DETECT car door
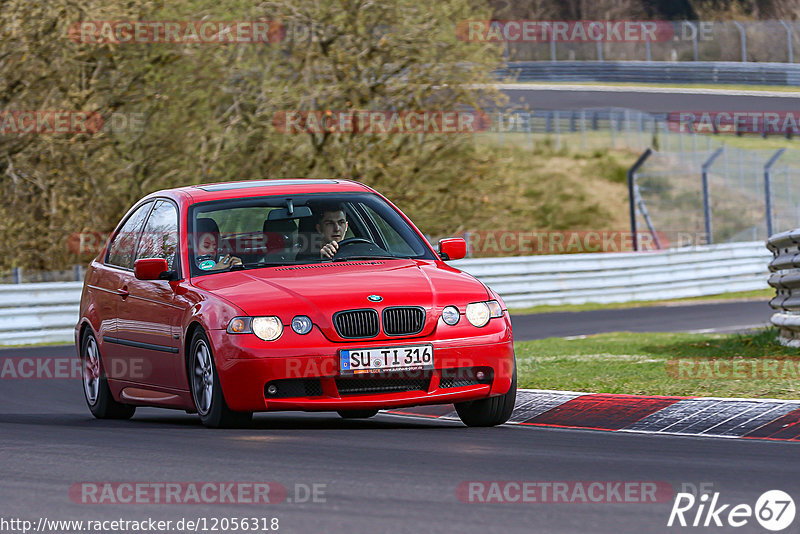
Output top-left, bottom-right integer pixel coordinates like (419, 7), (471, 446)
(94, 200), (154, 383)
(114, 199), (184, 389)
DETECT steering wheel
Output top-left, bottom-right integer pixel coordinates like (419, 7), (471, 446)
(336, 237), (374, 248)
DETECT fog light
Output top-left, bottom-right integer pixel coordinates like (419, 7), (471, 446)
(291, 315), (313, 335)
(476, 371), (486, 380)
(442, 306), (460, 326)
(267, 384), (278, 396)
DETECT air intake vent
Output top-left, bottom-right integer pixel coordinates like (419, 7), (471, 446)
(334, 309), (380, 338)
(383, 307), (425, 336)
(335, 373), (431, 396)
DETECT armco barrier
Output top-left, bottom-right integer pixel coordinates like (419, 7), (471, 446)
(452, 242), (770, 309)
(495, 61), (800, 86)
(0, 242), (770, 346)
(767, 230), (800, 346)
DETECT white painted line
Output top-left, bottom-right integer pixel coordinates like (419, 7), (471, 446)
(494, 83), (800, 99)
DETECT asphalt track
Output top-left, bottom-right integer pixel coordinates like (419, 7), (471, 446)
(499, 84), (800, 113)
(0, 301), (793, 534)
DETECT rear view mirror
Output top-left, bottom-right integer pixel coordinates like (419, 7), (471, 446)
(438, 238), (467, 261)
(268, 206), (312, 220)
(134, 258), (170, 280)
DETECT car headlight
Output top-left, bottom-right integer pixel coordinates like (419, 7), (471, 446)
(441, 306), (460, 326)
(252, 316), (283, 341)
(465, 300), (503, 327)
(291, 315), (313, 335)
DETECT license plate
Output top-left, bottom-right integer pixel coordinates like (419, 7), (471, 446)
(340, 344), (434, 374)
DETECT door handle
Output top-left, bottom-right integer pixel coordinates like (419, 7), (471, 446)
(116, 287), (129, 297)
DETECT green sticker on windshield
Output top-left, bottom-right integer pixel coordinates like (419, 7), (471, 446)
(198, 259), (215, 270)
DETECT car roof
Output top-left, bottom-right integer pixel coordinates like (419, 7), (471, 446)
(153, 179), (374, 203)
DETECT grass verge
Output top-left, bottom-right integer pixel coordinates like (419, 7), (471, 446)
(514, 328), (800, 399)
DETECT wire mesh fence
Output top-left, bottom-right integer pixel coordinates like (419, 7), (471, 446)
(502, 20), (800, 63)
(482, 109), (800, 248)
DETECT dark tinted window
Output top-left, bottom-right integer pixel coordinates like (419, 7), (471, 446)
(135, 200), (179, 271)
(106, 201), (153, 269)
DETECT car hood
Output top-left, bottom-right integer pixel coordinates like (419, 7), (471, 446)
(191, 259), (489, 340)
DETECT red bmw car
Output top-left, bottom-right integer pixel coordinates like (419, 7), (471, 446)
(75, 179), (516, 427)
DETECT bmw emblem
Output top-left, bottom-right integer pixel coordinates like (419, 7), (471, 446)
(368, 295), (383, 302)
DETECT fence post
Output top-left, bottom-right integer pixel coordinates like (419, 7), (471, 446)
(596, 40), (603, 61)
(780, 20), (793, 63)
(765, 148), (787, 237)
(628, 148), (653, 251)
(73, 264), (83, 281)
(701, 147), (724, 244)
(683, 21), (699, 61)
(12, 267), (21, 284)
(733, 21), (747, 62)
(549, 23), (557, 62)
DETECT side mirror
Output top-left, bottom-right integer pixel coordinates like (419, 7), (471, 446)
(134, 258), (170, 280)
(438, 238), (467, 261)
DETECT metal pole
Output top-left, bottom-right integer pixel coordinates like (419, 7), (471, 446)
(627, 148), (653, 251)
(12, 267), (21, 284)
(683, 21), (699, 61)
(701, 147), (724, 244)
(780, 20), (793, 63)
(596, 40), (603, 61)
(765, 148), (786, 237)
(645, 30), (651, 62)
(733, 21), (747, 62)
(549, 23), (556, 62)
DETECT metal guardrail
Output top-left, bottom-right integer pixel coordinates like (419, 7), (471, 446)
(0, 242), (770, 346)
(453, 242), (770, 309)
(495, 61), (800, 86)
(0, 282), (82, 345)
(767, 230), (800, 345)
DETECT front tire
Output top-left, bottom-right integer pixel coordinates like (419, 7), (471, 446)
(455, 361), (516, 427)
(81, 330), (135, 420)
(189, 329), (252, 428)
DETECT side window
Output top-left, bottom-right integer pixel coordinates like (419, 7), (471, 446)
(106, 201), (153, 269)
(361, 204), (416, 255)
(136, 200), (179, 271)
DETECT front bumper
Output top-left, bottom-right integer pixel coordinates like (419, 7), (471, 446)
(208, 315), (514, 413)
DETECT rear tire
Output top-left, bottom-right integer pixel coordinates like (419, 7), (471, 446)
(189, 329), (252, 428)
(455, 360), (516, 427)
(337, 409), (379, 419)
(81, 330), (135, 420)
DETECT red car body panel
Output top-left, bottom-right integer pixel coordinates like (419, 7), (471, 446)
(75, 180), (515, 415)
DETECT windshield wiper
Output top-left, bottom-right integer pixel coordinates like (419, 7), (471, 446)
(241, 262), (286, 269)
(331, 255), (398, 262)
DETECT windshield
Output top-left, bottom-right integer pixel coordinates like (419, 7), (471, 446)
(187, 192), (436, 276)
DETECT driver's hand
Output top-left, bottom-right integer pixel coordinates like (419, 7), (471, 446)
(321, 241), (339, 259)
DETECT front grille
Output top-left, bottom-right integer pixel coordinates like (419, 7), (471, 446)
(439, 367), (493, 389)
(336, 372), (431, 396)
(334, 309), (380, 339)
(264, 378), (323, 398)
(383, 307), (425, 336)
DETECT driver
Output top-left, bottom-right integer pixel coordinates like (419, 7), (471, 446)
(315, 205), (349, 259)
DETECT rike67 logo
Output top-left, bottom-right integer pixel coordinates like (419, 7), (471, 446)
(668, 490), (795, 531)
